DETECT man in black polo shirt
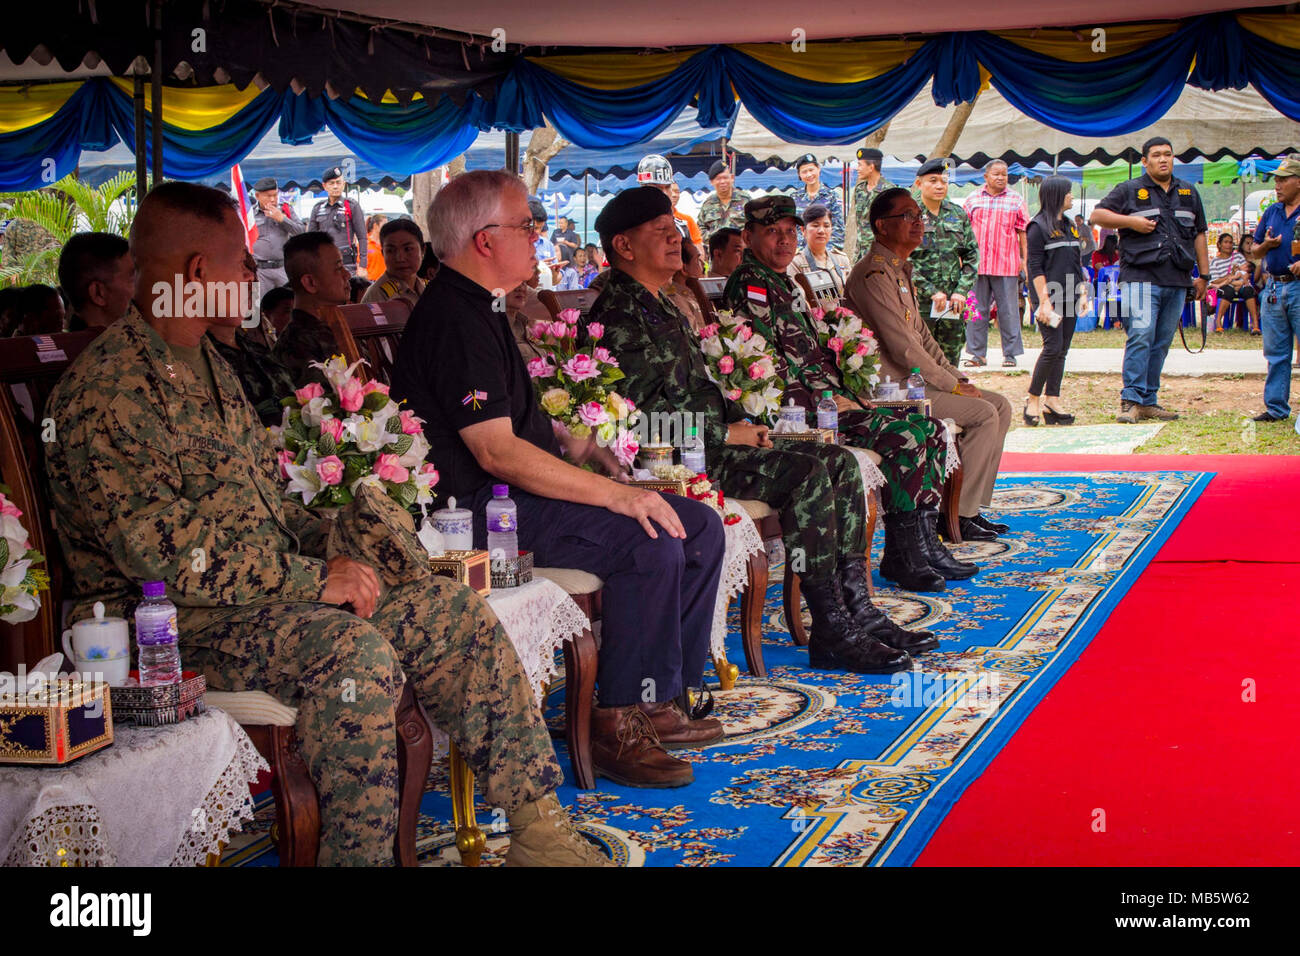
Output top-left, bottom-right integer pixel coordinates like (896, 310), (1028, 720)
(1091, 137), (1209, 423)
(391, 170), (727, 790)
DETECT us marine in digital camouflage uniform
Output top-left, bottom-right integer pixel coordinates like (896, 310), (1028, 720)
(724, 195), (975, 593)
(851, 148), (894, 263)
(697, 159), (752, 246)
(910, 158), (980, 365)
(44, 182), (605, 868)
(589, 185), (934, 675)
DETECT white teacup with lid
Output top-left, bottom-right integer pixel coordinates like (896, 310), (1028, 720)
(431, 496), (474, 552)
(62, 601), (131, 686)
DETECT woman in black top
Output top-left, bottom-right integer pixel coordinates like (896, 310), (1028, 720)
(1025, 176), (1089, 425)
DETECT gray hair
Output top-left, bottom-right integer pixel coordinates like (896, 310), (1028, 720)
(426, 169), (528, 260)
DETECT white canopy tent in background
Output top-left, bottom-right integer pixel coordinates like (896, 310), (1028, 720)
(728, 84), (1300, 166)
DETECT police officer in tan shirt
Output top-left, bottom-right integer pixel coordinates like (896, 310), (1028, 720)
(844, 187), (1012, 542)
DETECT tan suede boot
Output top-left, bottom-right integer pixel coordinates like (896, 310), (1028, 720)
(504, 793), (614, 867)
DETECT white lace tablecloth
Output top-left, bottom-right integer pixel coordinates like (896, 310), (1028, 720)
(0, 709), (267, 867)
(940, 421), (961, 479)
(711, 503), (764, 658)
(845, 447), (888, 499)
(487, 577), (591, 704)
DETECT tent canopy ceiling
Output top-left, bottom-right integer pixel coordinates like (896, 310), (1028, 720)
(315, 1), (1251, 46)
(728, 83), (1300, 166)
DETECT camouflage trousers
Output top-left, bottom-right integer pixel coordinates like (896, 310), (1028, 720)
(713, 441), (866, 585)
(925, 316), (967, 366)
(183, 576), (561, 866)
(839, 406), (948, 513)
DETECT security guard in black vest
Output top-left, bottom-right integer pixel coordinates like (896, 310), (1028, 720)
(308, 166), (367, 276)
(251, 177), (304, 291)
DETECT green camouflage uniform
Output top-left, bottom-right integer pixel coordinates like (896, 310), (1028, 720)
(851, 177), (895, 262)
(272, 308), (342, 388)
(590, 267), (864, 584)
(723, 247), (948, 514)
(910, 197), (979, 365)
(45, 309), (560, 866)
(696, 188), (752, 246)
(207, 329), (298, 427)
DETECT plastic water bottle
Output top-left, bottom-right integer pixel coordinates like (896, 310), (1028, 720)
(907, 367), (926, 400)
(816, 389), (838, 441)
(681, 425), (707, 474)
(135, 581), (181, 686)
(485, 484), (519, 566)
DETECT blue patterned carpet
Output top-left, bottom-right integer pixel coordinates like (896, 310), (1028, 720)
(225, 470), (1209, 868)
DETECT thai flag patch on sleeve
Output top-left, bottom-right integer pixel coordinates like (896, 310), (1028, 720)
(462, 389), (488, 409)
(746, 285), (767, 303)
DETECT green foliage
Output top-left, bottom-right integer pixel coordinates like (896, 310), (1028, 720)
(384, 433), (414, 457)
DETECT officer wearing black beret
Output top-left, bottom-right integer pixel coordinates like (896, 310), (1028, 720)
(851, 147), (894, 262)
(308, 165), (367, 276)
(251, 176), (304, 290)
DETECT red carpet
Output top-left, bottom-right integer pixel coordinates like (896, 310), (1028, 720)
(916, 454), (1300, 866)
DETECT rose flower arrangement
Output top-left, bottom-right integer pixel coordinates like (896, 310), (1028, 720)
(0, 490), (48, 625)
(812, 306), (881, 400)
(697, 309), (784, 424)
(272, 357), (439, 509)
(526, 308), (640, 468)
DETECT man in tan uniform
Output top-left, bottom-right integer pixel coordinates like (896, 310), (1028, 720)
(844, 187), (1012, 542)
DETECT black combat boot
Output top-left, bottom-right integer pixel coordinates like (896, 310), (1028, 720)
(879, 513), (946, 592)
(918, 508), (978, 580)
(838, 554), (939, 655)
(802, 576), (912, 674)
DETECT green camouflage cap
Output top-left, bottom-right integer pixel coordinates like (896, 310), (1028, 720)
(1276, 153), (1300, 179)
(744, 194), (801, 227)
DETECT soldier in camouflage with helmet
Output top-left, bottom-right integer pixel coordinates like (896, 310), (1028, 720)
(910, 157), (980, 365)
(44, 181), (606, 868)
(724, 194), (976, 594)
(590, 186), (935, 676)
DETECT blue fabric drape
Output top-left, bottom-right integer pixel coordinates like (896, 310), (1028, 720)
(102, 83), (284, 181)
(492, 49), (728, 148)
(720, 44), (941, 145)
(969, 24), (1204, 136)
(0, 82), (117, 191)
(318, 92), (484, 176)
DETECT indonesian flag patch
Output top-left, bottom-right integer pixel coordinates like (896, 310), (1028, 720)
(746, 285), (767, 303)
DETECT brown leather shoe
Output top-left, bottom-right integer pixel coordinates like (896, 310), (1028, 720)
(591, 705), (694, 788)
(637, 700), (725, 749)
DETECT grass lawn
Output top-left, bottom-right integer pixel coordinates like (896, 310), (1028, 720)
(978, 371), (1300, 455)
(986, 323), (1267, 351)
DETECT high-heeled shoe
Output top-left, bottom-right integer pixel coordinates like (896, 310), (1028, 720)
(1023, 399), (1040, 427)
(1042, 407), (1075, 425)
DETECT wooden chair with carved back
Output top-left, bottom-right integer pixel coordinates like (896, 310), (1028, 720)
(0, 328), (430, 867)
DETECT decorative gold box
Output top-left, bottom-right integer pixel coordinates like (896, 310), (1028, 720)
(429, 549), (491, 596)
(628, 478), (689, 496)
(111, 671), (206, 727)
(873, 398), (933, 417)
(0, 677), (114, 765)
(772, 427), (836, 444)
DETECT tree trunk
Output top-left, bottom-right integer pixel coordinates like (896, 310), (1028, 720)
(931, 92), (981, 159)
(410, 171), (436, 236)
(523, 120), (569, 195)
(845, 121), (893, 261)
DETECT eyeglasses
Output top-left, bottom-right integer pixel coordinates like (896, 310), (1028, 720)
(478, 217), (535, 236)
(878, 211), (924, 224)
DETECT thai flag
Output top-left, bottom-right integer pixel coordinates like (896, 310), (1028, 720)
(231, 165), (257, 250)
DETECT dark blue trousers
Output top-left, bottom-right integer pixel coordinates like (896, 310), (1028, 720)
(471, 486), (725, 707)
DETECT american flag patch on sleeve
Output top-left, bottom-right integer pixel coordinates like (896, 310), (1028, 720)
(462, 389), (488, 408)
